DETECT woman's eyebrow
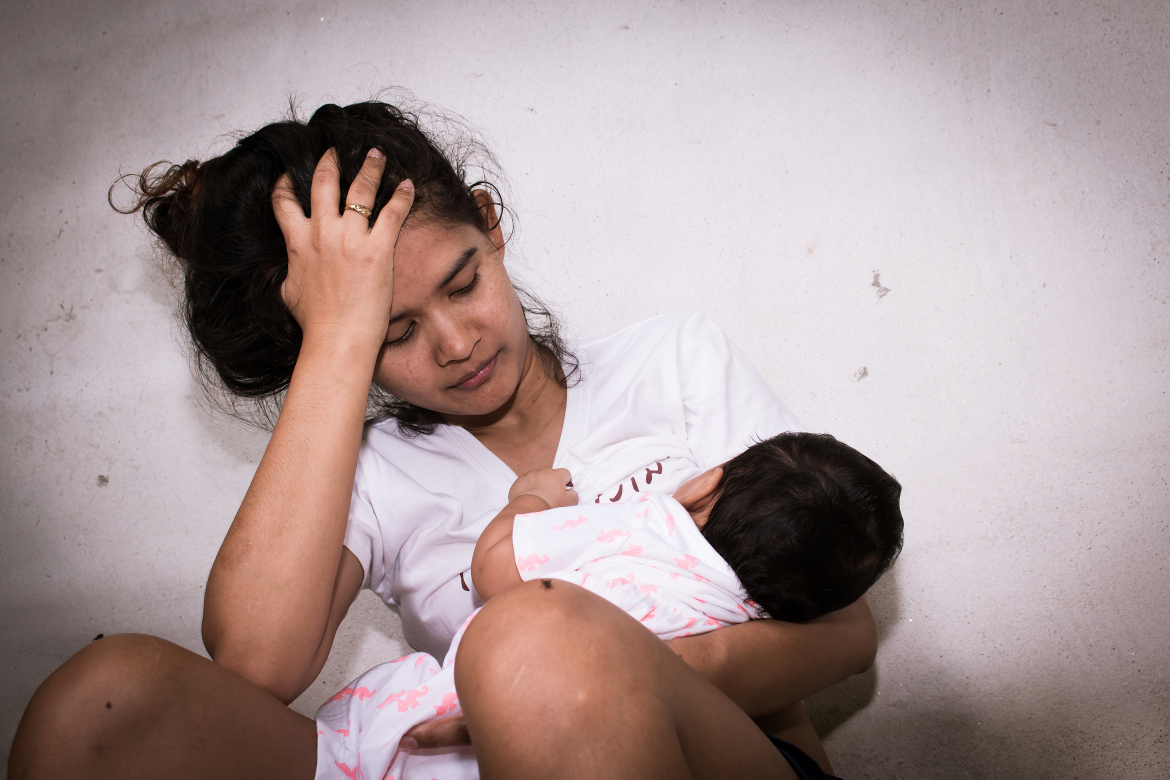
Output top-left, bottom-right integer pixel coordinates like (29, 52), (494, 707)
(435, 247), (478, 292)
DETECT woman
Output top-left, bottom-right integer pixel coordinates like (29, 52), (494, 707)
(10, 101), (875, 779)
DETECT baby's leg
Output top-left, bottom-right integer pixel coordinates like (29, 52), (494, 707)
(9, 633), (317, 780)
(455, 579), (797, 780)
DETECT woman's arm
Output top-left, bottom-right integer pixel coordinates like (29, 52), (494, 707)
(665, 595), (877, 717)
(201, 149), (415, 704)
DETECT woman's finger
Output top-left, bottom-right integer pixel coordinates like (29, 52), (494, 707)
(308, 148), (341, 222)
(272, 173), (309, 312)
(342, 148), (386, 220)
(369, 178), (415, 249)
(403, 715), (472, 748)
(271, 173), (309, 231)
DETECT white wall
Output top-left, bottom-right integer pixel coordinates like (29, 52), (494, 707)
(2, 1), (1167, 776)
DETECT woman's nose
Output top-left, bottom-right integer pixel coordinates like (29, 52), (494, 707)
(434, 314), (476, 365)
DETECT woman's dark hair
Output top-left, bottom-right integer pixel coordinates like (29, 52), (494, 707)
(700, 432), (904, 622)
(113, 99), (576, 433)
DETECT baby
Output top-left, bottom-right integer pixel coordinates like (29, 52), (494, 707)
(474, 430), (904, 624)
(316, 432), (904, 780)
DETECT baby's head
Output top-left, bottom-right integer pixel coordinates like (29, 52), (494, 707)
(696, 432), (904, 622)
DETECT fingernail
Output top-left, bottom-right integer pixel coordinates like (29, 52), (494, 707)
(397, 178), (414, 193)
(400, 736), (419, 750)
(367, 147), (385, 159)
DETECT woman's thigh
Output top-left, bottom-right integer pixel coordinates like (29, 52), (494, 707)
(455, 580), (797, 780)
(9, 633), (318, 780)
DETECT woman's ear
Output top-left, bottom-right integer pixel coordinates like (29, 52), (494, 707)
(472, 189), (505, 257)
(673, 467), (724, 513)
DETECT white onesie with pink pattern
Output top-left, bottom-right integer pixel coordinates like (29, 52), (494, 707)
(314, 491), (760, 780)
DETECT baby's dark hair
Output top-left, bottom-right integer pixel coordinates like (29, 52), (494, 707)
(113, 99), (575, 433)
(700, 432), (904, 622)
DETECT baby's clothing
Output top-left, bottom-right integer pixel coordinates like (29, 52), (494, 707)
(509, 492), (762, 637)
(315, 492), (759, 780)
(341, 313), (799, 660)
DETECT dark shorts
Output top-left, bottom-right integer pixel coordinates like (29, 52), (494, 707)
(766, 735), (844, 780)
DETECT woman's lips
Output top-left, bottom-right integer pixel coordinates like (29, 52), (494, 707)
(451, 354), (497, 390)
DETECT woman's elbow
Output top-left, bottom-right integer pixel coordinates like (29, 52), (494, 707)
(201, 621), (310, 705)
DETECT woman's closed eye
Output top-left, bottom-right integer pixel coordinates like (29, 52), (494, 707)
(385, 272), (480, 347)
(385, 322), (414, 347)
(452, 271), (480, 298)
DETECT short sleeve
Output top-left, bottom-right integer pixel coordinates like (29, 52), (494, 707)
(677, 313), (802, 469)
(342, 423), (505, 658)
(344, 456), (386, 597)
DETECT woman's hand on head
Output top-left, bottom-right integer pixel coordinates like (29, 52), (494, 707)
(273, 147), (415, 352)
(508, 468), (578, 509)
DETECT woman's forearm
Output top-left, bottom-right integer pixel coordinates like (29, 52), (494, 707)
(202, 330), (377, 699)
(197, 151), (411, 702)
(666, 595), (877, 717)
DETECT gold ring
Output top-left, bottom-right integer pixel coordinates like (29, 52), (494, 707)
(345, 203), (373, 219)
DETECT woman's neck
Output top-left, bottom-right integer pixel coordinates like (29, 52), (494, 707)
(443, 340), (567, 475)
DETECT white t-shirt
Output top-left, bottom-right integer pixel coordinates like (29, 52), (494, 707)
(344, 312), (801, 658)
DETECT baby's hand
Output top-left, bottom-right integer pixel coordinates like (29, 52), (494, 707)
(508, 468), (578, 509)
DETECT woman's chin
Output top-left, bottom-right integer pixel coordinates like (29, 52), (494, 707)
(441, 374), (527, 425)
(439, 389), (513, 424)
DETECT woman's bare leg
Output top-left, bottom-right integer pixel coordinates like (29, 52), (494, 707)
(455, 579), (798, 780)
(9, 634), (317, 780)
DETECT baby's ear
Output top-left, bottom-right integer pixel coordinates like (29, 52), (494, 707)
(673, 467), (723, 512)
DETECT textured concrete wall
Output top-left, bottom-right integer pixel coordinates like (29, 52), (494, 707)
(2, 1), (1167, 776)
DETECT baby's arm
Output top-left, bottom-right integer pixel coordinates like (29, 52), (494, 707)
(471, 494), (548, 600)
(471, 468), (577, 601)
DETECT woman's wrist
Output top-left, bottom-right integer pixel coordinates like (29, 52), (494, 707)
(301, 321), (384, 360)
(293, 327), (383, 393)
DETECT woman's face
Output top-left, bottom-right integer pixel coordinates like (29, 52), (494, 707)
(372, 216), (531, 421)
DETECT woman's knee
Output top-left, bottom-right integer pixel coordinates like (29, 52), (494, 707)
(460, 579), (632, 668)
(455, 579), (672, 711)
(454, 581), (699, 778)
(9, 633), (191, 776)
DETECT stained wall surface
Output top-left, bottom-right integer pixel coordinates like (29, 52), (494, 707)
(1, 1), (1167, 777)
